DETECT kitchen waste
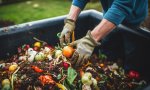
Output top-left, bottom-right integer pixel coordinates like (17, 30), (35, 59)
(0, 38), (147, 90)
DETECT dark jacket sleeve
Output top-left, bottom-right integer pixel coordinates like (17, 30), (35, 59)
(104, 0), (136, 25)
(72, 0), (89, 10)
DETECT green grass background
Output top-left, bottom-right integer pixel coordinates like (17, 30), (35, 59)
(0, 0), (102, 24)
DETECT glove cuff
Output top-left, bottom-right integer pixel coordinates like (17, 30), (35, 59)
(87, 30), (101, 46)
(64, 18), (75, 26)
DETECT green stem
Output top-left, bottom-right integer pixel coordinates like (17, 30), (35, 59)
(11, 67), (20, 90)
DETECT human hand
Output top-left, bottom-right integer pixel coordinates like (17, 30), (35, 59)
(59, 19), (75, 46)
(70, 30), (100, 67)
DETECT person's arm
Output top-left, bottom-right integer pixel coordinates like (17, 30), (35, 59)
(91, 19), (116, 42)
(70, 0), (137, 66)
(91, 0), (136, 42)
(60, 0), (89, 45)
(67, 0), (90, 21)
(67, 5), (81, 21)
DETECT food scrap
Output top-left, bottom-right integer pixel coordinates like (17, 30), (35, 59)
(0, 39), (148, 90)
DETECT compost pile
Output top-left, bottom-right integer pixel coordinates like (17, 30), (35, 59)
(0, 40), (147, 90)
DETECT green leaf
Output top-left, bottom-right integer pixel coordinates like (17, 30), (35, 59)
(67, 67), (77, 85)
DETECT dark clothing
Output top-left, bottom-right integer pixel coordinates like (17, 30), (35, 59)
(72, 0), (148, 26)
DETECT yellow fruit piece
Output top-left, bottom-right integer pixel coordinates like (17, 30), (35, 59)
(9, 64), (18, 72)
(56, 83), (67, 90)
(2, 79), (10, 86)
(34, 42), (41, 48)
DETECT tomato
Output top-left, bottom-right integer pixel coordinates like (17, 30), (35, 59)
(9, 64), (18, 72)
(62, 46), (74, 58)
(128, 70), (140, 79)
(34, 42), (41, 48)
(31, 65), (43, 73)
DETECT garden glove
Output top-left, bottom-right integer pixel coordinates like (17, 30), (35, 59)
(70, 30), (101, 67)
(60, 19), (75, 46)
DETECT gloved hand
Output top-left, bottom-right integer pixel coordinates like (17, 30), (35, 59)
(60, 19), (75, 46)
(70, 30), (101, 67)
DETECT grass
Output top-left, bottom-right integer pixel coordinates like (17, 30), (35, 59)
(85, 1), (102, 11)
(0, 0), (71, 24)
(0, 0), (102, 24)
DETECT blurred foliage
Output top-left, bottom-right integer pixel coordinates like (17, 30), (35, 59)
(0, 0), (72, 24)
(0, 0), (149, 30)
(0, 0), (28, 4)
(85, 1), (102, 11)
(0, 0), (102, 26)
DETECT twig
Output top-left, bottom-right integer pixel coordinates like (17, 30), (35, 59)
(59, 75), (67, 83)
(33, 37), (47, 45)
(11, 67), (20, 90)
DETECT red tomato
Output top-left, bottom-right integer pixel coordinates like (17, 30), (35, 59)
(128, 70), (140, 79)
(31, 65), (43, 73)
